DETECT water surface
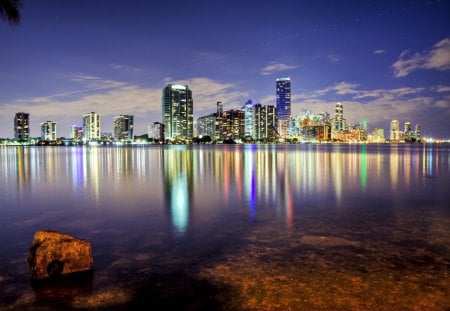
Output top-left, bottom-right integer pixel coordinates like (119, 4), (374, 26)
(0, 144), (449, 310)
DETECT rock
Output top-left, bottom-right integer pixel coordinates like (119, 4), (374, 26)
(28, 230), (93, 280)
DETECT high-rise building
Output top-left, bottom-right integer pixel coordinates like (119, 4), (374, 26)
(148, 122), (165, 142)
(242, 99), (255, 138)
(216, 109), (244, 140)
(14, 112), (30, 141)
(113, 115), (134, 142)
(415, 124), (421, 141)
(70, 125), (84, 141)
(390, 119), (401, 141)
(276, 78), (291, 137)
(40, 121), (56, 141)
(359, 119), (367, 141)
(162, 84), (193, 141)
(197, 113), (216, 138)
(253, 104), (278, 141)
(83, 112), (100, 141)
(333, 103), (345, 131)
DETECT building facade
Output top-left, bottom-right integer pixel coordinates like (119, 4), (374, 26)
(70, 125), (84, 141)
(40, 121), (57, 141)
(148, 122), (165, 142)
(83, 112), (100, 141)
(276, 78), (291, 138)
(113, 115), (134, 142)
(14, 112), (30, 141)
(162, 84), (194, 141)
(197, 113), (216, 138)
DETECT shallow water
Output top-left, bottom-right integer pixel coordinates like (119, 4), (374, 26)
(0, 144), (449, 310)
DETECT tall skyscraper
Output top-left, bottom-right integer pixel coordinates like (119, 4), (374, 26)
(113, 115), (134, 142)
(162, 84), (193, 140)
(14, 112), (30, 141)
(276, 78), (291, 137)
(83, 112), (100, 141)
(242, 99), (255, 138)
(390, 119), (400, 141)
(334, 103), (344, 131)
(40, 121), (56, 141)
(415, 124), (421, 141)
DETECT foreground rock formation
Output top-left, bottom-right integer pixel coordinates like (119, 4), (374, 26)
(28, 230), (93, 280)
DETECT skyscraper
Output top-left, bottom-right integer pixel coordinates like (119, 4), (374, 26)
(113, 115), (134, 142)
(390, 119), (400, 141)
(276, 78), (291, 138)
(242, 99), (255, 138)
(83, 112), (100, 141)
(334, 103), (344, 131)
(40, 121), (56, 141)
(415, 124), (421, 141)
(162, 84), (193, 141)
(14, 112), (30, 141)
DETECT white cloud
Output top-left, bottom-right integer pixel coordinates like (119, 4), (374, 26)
(326, 54), (340, 63)
(260, 63), (297, 75)
(435, 85), (450, 93)
(392, 37), (450, 77)
(373, 49), (385, 54)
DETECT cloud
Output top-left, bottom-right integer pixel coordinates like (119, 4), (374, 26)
(434, 85), (450, 93)
(260, 63), (297, 75)
(392, 37), (450, 77)
(326, 54), (341, 63)
(110, 63), (142, 74)
(373, 49), (385, 54)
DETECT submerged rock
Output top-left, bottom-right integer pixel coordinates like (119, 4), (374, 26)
(28, 230), (93, 280)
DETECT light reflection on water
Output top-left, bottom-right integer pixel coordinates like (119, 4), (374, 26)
(0, 144), (449, 309)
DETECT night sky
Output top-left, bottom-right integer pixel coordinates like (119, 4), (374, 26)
(1, 0), (449, 138)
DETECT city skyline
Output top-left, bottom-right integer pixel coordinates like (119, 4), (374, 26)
(0, 1), (449, 138)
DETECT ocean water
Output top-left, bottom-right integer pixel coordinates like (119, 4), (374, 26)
(0, 144), (449, 310)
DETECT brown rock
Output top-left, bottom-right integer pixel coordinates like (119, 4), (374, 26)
(28, 230), (93, 280)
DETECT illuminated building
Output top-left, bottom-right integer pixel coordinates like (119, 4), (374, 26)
(83, 112), (100, 141)
(370, 128), (385, 142)
(216, 109), (244, 140)
(415, 124), (421, 141)
(276, 77), (291, 138)
(113, 114), (134, 142)
(253, 104), (278, 141)
(359, 119), (367, 141)
(40, 121), (56, 141)
(14, 112), (30, 141)
(197, 113), (216, 138)
(70, 125), (83, 141)
(390, 119), (402, 142)
(333, 103), (345, 132)
(162, 84), (193, 141)
(242, 99), (255, 138)
(148, 122), (165, 142)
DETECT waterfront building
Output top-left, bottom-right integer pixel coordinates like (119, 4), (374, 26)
(40, 121), (56, 141)
(390, 119), (402, 142)
(148, 122), (165, 143)
(276, 77), (291, 138)
(197, 113), (216, 138)
(70, 125), (83, 141)
(216, 109), (244, 140)
(242, 100), (255, 138)
(83, 112), (100, 142)
(162, 84), (193, 141)
(215, 101), (223, 139)
(415, 124), (421, 141)
(113, 115), (134, 142)
(370, 128), (385, 143)
(14, 112), (30, 141)
(360, 119), (368, 141)
(333, 103), (345, 132)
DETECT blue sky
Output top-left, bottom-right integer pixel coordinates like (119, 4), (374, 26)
(1, 0), (449, 138)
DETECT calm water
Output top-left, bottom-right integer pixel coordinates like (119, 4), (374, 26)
(0, 144), (449, 310)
